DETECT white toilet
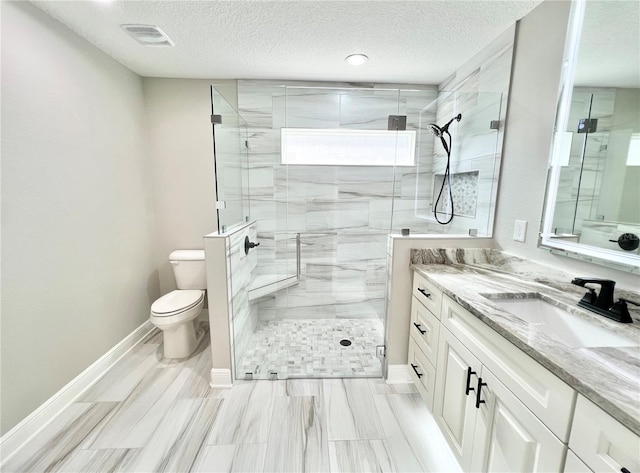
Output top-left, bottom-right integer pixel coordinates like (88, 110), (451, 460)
(150, 249), (207, 359)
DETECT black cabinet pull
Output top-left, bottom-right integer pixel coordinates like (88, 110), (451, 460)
(465, 367), (477, 395)
(410, 363), (423, 379)
(475, 377), (487, 408)
(417, 288), (432, 299)
(413, 323), (427, 335)
(620, 468), (630, 473)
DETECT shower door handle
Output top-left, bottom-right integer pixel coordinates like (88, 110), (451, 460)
(296, 233), (301, 280)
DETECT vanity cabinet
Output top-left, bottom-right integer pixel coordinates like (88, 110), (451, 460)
(407, 272), (443, 409)
(434, 322), (566, 472)
(409, 269), (639, 473)
(439, 294), (575, 442)
(568, 395), (640, 473)
(410, 270), (577, 472)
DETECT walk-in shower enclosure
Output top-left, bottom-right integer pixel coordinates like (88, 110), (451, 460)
(211, 82), (505, 380)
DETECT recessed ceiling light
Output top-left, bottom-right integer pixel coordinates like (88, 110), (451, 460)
(345, 54), (368, 66)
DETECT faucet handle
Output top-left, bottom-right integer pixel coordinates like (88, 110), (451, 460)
(619, 297), (640, 307)
(608, 299), (635, 324)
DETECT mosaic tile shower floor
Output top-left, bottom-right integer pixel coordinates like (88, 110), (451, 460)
(237, 318), (384, 379)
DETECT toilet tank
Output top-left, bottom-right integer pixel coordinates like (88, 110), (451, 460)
(169, 250), (206, 290)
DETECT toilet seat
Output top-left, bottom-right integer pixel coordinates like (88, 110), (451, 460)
(151, 290), (204, 317)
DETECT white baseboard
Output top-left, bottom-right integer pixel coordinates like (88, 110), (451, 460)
(210, 368), (233, 388)
(0, 320), (155, 463)
(386, 364), (413, 384)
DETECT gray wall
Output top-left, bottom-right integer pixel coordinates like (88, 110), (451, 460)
(1, 1), (159, 434)
(142, 79), (233, 293)
(495, 0), (639, 289)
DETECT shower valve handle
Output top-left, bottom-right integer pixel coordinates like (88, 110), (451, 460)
(244, 236), (260, 255)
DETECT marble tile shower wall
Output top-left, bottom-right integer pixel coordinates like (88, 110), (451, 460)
(237, 81), (438, 320)
(227, 222), (259, 368)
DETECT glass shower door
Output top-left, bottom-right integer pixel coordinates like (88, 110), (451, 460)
(268, 87), (405, 379)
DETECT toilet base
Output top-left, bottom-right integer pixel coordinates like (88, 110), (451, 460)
(162, 321), (205, 359)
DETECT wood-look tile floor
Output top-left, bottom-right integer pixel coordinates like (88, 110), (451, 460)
(1, 328), (461, 473)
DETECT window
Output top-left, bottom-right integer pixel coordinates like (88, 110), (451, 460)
(281, 128), (416, 166)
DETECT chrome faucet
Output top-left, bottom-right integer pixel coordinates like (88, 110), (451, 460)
(571, 278), (634, 323)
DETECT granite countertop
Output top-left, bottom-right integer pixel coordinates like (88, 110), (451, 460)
(410, 249), (640, 436)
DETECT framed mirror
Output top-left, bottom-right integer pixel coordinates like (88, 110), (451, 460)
(540, 0), (640, 273)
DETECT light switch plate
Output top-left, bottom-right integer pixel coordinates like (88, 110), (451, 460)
(514, 220), (527, 242)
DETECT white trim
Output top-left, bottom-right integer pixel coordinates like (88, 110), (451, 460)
(210, 368), (233, 388)
(0, 320), (155, 463)
(385, 364), (413, 384)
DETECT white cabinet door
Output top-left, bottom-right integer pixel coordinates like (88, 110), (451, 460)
(434, 326), (481, 471)
(470, 366), (566, 473)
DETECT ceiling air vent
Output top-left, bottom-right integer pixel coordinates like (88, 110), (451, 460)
(121, 24), (175, 47)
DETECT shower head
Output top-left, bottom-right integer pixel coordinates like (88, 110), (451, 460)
(427, 113), (462, 137)
(427, 123), (442, 137)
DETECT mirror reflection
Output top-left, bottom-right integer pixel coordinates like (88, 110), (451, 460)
(544, 0), (640, 266)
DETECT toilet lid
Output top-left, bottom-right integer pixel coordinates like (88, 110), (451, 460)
(151, 290), (204, 316)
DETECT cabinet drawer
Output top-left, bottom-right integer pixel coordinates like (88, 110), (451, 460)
(408, 339), (437, 410)
(410, 296), (440, 366)
(412, 271), (442, 318)
(441, 294), (575, 441)
(569, 395), (640, 473)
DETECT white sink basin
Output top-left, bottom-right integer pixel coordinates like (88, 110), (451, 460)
(486, 295), (639, 348)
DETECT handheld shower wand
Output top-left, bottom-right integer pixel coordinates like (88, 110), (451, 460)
(428, 113), (462, 138)
(428, 113), (462, 224)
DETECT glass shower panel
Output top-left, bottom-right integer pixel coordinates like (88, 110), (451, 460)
(552, 90), (612, 237)
(406, 91), (505, 236)
(211, 87), (250, 233)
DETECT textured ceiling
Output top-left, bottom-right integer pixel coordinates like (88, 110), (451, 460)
(30, 0), (543, 84)
(575, 1), (640, 88)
